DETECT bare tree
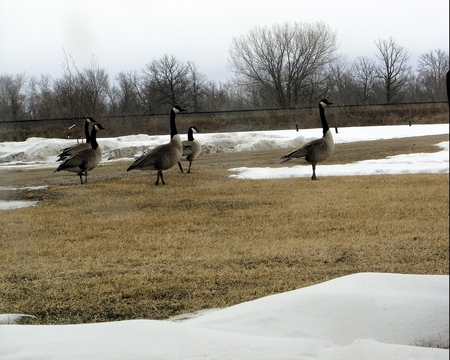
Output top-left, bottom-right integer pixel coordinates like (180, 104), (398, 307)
(203, 80), (235, 111)
(228, 21), (338, 108)
(27, 75), (46, 119)
(80, 56), (110, 116)
(352, 56), (378, 104)
(375, 37), (411, 104)
(0, 73), (27, 120)
(186, 62), (207, 112)
(112, 71), (142, 114)
(53, 49), (83, 118)
(417, 49), (449, 101)
(131, 71), (158, 113)
(326, 56), (356, 105)
(143, 54), (190, 108)
(53, 50), (111, 118)
(300, 68), (331, 107)
(38, 74), (58, 119)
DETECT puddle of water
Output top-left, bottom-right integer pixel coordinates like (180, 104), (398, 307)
(0, 200), (38, 210)
(0, 185), (45, 210)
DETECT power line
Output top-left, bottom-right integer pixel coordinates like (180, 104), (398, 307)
(0, 101), (447, 124)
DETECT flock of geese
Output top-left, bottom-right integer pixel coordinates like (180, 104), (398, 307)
(54, 100), (334, 184)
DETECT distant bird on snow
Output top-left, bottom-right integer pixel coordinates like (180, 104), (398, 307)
(280, 99), (334, 180)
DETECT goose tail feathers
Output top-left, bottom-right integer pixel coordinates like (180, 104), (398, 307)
(280, 147), (308, 163)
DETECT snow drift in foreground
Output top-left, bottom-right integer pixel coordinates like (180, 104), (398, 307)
(1, 273), (448, 360)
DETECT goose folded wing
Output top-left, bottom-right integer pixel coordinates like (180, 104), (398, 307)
(127, 146), (164, 170)
(281, 145), (309, 161)
(182, 142), (195, 156)
(57, 143), (90, 160)
(57, 149), (92, 169)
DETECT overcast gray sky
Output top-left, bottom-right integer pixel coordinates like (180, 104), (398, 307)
(0, 0), (448, 83)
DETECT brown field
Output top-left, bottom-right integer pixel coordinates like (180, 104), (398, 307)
(0, 134), (448, 324)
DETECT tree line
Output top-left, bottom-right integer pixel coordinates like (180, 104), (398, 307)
(0, 21), (448, 122)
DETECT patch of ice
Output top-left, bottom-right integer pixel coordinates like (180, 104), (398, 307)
(0, 200), (38, 210)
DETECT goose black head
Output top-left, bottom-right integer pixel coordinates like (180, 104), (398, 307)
(319, 99), (333, 107)
(172, 105), (187, 113)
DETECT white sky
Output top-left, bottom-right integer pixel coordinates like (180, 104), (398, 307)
(0, 0), (449, 83)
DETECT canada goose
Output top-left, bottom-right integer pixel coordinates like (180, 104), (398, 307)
(280, 99), (334, 180)
(54, 123), (106, 184)
(127, 105), (187, 185)
(178, 126), (201, 173)
(56, 117), (97, 161)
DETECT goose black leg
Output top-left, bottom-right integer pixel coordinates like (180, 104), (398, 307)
(178, 162), (184, 173)
(311, 165), (317, 180)
(155, 170), (166, 185)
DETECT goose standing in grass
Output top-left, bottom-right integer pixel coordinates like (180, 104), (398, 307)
(178, 126), (201, 173)
(56, 117), (97, 161)
(127, 105), (187, 185)
(54, 123), (106, 184)
(280, 99), (334, 180)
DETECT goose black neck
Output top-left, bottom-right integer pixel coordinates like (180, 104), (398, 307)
(319, 105), (330, 135)
(170, 110), (178, 139)
(187, 128), (194, 141)
(85, 119), (91, 142)
(90, 127), (99, 150)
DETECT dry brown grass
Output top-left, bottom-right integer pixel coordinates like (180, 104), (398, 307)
(0, 134), (448, 324)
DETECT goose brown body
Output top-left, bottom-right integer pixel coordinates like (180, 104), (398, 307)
(280, 99), (334, 180)
(178, 126), (201, 173)
(56, 117), (97, 161)
(54, 123), (106, 184)
(127, 106), (186, 185)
